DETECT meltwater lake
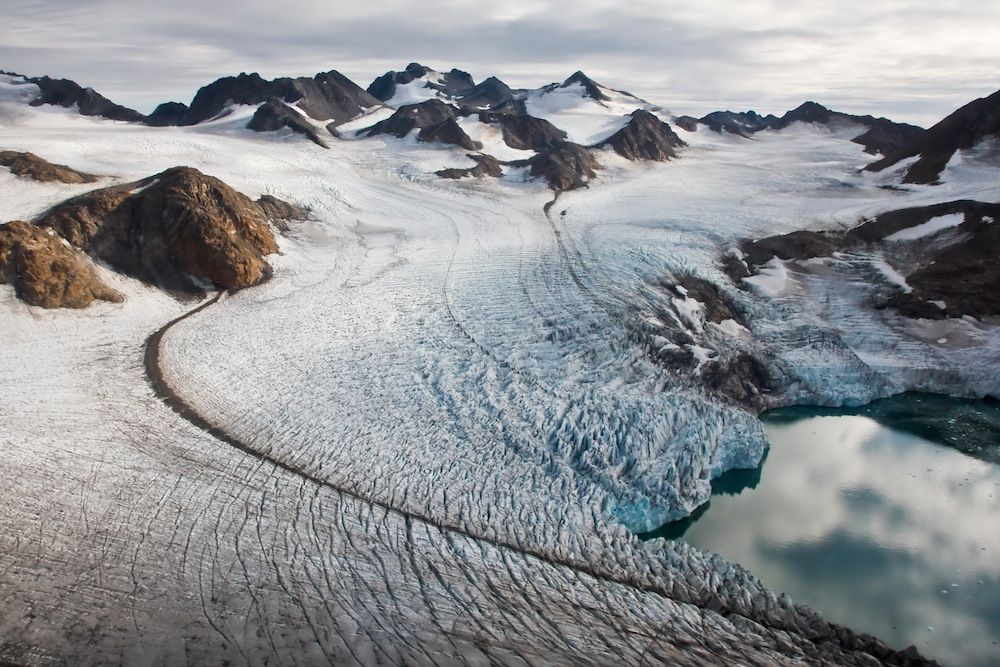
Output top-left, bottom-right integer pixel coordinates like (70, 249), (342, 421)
(646, 394), (1000, 667)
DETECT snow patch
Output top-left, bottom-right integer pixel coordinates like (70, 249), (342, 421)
(886, 213), (965, 241)
(743, 258), (791, 297)
(872, 257), (912, 293)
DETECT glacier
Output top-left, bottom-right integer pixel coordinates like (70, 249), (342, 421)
(2, 72), (998, 665)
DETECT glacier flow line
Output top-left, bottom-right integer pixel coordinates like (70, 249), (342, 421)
(139, 233), (897, 665)
(144, 289), (705, 609)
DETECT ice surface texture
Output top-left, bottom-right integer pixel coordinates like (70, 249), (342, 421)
(2, 89), (994, 665)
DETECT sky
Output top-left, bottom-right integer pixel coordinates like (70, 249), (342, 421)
(3, 0), (999, 126)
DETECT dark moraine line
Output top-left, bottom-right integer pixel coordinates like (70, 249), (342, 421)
(142, 281), (935, 667)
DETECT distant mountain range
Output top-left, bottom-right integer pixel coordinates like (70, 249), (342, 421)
(4, 63), (999, 194)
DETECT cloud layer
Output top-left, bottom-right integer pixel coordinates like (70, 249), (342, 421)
(3, 0), (998, 125)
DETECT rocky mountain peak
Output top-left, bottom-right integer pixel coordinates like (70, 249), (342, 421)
(561, 71), (609, 101)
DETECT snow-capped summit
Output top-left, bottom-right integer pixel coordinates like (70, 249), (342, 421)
(558, 70), (611, 101)
(367, 63), (481, 107)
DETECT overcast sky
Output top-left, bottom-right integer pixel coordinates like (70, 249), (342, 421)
(4, 0), (998, 126)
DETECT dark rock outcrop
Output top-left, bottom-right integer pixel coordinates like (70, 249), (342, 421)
(478, 112), (567, 151)
(699, 110), (779, 137)
(367, 63), (476, 102)
(0, 151), (98, 184)
(673, 116), (700, 132)
(512, 142), (600, 190)
(558, 71), (610, 102)
(738, 200), (1000, 320)
(0, 220), (122, 308)
(145, 101), (189, 127)
(27, 75), (144, 122)
(436, 154), (503, 180)
(774, 102), (924, 155)
(247, 98), (328, 147)
(256, 194), (311, 225)
(699, 103), (922, 156)
(772, 101), (835, 129)
(175, 70), (380, 126)
(364, 99), (478, 150)
(866, 88), (1000, 184)
(456, 77), (515, 111)
(36, 166), (282, 293)
(596, 109), (685, 160)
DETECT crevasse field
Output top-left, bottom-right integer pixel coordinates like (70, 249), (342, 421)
(2, 74), (999, 665)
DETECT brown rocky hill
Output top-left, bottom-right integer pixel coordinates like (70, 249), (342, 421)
(0, 151), (98, 184)
(0, 221), (122, 308)
(36, 166), (294, 294)
(596, 110), (686, 161)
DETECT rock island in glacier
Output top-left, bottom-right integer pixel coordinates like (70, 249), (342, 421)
(1, 54), (998, 667)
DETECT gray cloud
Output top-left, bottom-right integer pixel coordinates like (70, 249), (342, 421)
(2, 0), (998, 125)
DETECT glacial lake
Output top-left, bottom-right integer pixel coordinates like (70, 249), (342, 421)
(644, 394), (1000, 667)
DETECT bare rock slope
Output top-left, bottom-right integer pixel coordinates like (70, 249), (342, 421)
(36, 166), (283, 293)
(0, 220), (121, 308)
(866, 88), (1000, 184)
(0, 151), (98, 184)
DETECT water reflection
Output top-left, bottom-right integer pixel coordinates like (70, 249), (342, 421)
(646, 394), (1000, 667)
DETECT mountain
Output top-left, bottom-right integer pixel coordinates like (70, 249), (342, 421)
(774, 101), (924, 155)
(35, 166), (295, 293)
(2, 71), (144, 122)
(698, 110), (779, 137)
(866, 88), (1000, 184)
(247, 98), (328, 147)
(549, 71), (611, 102)
(476, 112), (567, 151)
(697, 101), (923, 156)
(736, 199), (1000, 320)
(596, 109), (685, 161)
(455, 76), (516, 111)
(367, 63), (476, 102)
(165, 70), (381, 126)
(511, 141), (600, 190)
(362, 99), (478, 150)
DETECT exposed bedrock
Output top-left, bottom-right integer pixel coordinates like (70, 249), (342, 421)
(698, 110), (779, 137)
(0, 220), (122, 308)
(0, 150), (98, 184)
(364, 99), (479, 150)
(34, 166), (299, 294)
(866, 87), (1000, 184)
(26, 74), (145, 122)
(167, 70), (380, 126)
(247, 98), (328, 147)
(477, 111), (568, 150)
(144, 101), (189, 127)
(596, 109), (686, 161)
(435, 153), (504, 180)
(512, 141), (601, 190)
(628, 273), (782, 411)
(737, 199), (1000, 320)
(697, 102), (923, 156)
(366, 62), (476, 101)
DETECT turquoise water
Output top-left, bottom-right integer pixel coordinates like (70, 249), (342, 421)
(644, 395), (1000, 667)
